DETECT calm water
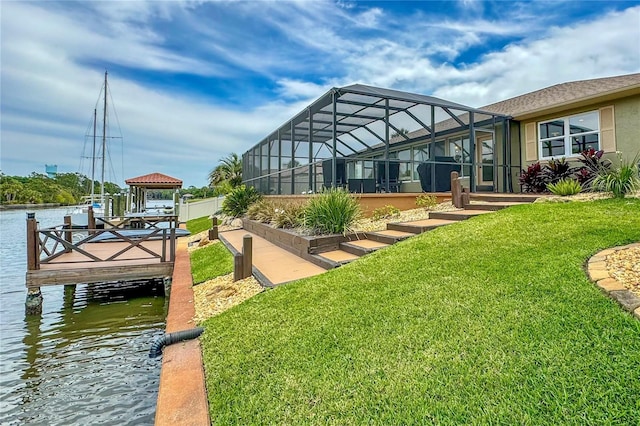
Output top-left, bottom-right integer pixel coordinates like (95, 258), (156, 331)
(0, 207), (167, 425)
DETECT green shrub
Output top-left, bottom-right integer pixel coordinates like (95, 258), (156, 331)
(222, 185), (262, 217)
(246, 199), (274, 222)
(304, 188), (361, 235)
(592, 153), (640, 198)
(272, 201), (306, 229)
(371, 205), (400, 220)
(547, 179), (583, 196)
(415, 194), (437, 209)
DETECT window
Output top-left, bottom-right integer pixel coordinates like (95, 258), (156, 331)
(538, 111), (599, 159)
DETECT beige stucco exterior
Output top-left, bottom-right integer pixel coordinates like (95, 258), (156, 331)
(507, 92), (639, 192)
(518, 93), (640, 167)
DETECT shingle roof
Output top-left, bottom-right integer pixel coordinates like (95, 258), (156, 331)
(125, 173), (183, 186)
(480, 73), (640, 118)
(396, 73), (640, 146)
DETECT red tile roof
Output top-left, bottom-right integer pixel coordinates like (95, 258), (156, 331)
(125, 173), (183, 186)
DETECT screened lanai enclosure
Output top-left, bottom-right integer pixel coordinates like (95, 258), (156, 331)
(242, 84), (521, 195)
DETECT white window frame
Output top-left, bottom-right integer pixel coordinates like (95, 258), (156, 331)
(538, 111), (600, 160)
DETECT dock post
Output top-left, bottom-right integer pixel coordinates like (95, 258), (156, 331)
(233, 253), (244, 282)
(88, 206), (96, 232)
(25, 212), (43, 315)
(64, 215), (72, 252)
(25, 288), (43, 315)
(208, 216), (218, 241)
(26, 212), (39, 271)
(242, 234), (253, 279)
(104, 195), (111, 219)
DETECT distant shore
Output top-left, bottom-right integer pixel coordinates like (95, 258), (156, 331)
(0, 203), (62, 211)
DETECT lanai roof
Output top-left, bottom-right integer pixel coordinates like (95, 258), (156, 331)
(249, 83), (508, 159)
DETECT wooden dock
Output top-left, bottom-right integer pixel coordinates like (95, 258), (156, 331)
(25, 213), (178, 290)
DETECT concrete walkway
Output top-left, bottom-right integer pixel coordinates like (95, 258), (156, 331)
(220, 229), (326, 286)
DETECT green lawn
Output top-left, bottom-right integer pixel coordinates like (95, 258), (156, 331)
(186, 215), (213, 235)
(200, 199), (640, 424)
(190, 242), (234, 284)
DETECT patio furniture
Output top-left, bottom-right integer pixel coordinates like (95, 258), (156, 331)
(348, 178), (376, 193)
(322, 159), (347, 189)
(417, 157), (461, 192)
(376, 162), (401, 192)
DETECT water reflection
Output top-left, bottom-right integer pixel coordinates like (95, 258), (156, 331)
(6, 280), (166, 425)
(1, 207), (168, 426)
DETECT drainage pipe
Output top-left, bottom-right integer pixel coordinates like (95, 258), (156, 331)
(149, 327), (204, 358)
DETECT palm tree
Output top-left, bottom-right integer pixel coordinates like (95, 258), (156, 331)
(208, 153), (243, 188)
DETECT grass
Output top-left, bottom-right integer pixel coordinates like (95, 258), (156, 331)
(186, 215), (213, 235)
(190, 242), (234, 284)
(200, 199), (640, 424)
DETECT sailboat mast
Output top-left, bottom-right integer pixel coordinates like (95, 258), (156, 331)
(91, 108), (97, 203)
(101, 70), (107, 202)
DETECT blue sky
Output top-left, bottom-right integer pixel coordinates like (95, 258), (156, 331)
(1, 0), (639, 188)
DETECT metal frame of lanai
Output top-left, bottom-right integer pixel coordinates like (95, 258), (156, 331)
(242, 84), (521, 196)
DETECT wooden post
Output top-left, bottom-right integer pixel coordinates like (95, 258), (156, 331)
(88, 206), (96, 232)
(208, 216), (218, 241)
(161, 229), (167, 262)
(25, 212), (43, 315)
(104, 195), (111, 218)
(26, 212), (38, 271)
(242, 234), (253, 279)
(451, 171), (462, 208)
(170, 228), (176, 262)
(64, 215), (72, 252)
(173, 191), (180, 219)
(233, 253), (244, 282)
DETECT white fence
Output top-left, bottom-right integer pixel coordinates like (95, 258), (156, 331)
(178, 196), (225, 222)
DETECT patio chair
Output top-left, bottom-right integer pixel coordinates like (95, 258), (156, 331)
(376, 162), (401, 192)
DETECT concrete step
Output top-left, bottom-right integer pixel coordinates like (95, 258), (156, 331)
(469, 193), (540, 203)
(365, 229), (415, 244)
(314, 249), (360, 267)
(340, 239), (390, 256)
(465, 201), (529, 211)
(429, 210), (493, 221)
(387, 218), (458, 234)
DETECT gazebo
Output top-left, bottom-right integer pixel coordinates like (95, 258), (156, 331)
(125, 172), (183, 214)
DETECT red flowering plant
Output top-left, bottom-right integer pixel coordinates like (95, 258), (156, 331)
(575, 149), (611, 188)
(519, 162), (548, 193)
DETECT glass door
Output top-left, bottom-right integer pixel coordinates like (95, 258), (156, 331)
(477, 135), (494, 187)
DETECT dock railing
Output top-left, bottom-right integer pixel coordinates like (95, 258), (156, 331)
(26, 213), (177, 271)
(96, 214), (179, 230)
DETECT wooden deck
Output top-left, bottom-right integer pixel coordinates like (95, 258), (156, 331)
(26, 240), (174, 288)
(25, 214), (178, 289)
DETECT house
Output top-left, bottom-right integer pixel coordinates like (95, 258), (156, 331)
(241, 73), (640, 194)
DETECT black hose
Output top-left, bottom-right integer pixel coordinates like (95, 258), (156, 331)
(149, 327), (204, 358)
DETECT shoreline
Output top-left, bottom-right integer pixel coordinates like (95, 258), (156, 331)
(0, 203), (63, 210)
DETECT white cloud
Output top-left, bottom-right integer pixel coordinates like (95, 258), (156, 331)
(431, 6), (640, 106)
(1, 0), (639, 189)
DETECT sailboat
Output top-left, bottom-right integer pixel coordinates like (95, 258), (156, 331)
(70, 71), (121, 227)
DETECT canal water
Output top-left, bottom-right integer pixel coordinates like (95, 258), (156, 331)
(0, 207), (167, 425)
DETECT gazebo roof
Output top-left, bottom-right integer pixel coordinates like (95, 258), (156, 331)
(125, 173), (183, 189)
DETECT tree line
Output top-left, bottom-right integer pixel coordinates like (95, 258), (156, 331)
(0, 172), (122, 205)
(1, 153), (244, 205)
